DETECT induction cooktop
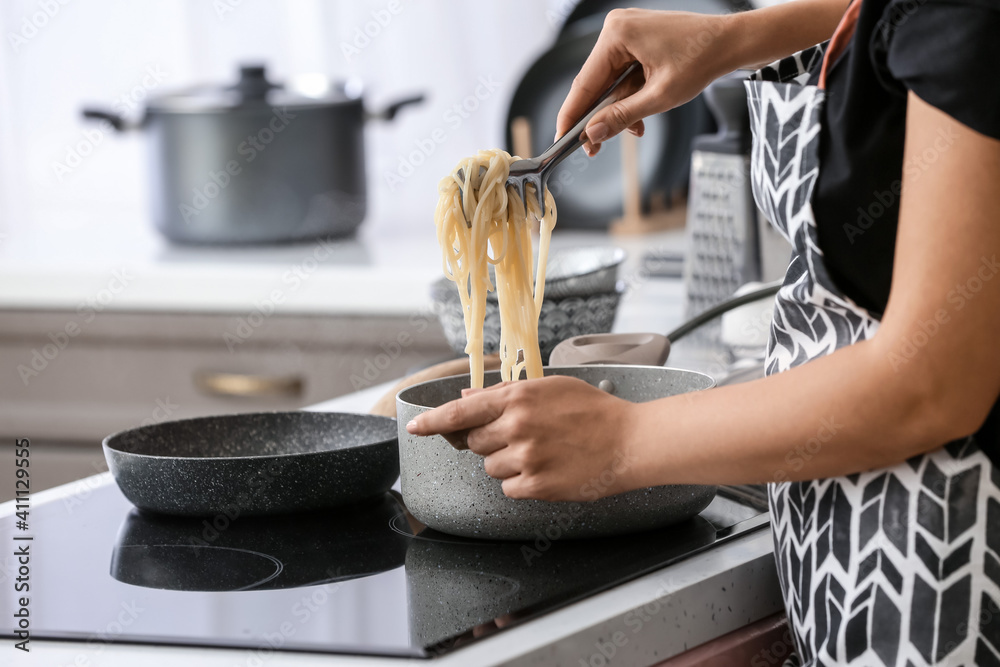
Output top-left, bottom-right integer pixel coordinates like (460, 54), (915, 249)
(0, 481), (767, 659)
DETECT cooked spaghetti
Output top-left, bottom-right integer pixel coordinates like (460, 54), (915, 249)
(435, 149), (556, 388)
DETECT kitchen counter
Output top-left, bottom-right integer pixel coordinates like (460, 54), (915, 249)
(1, 377), (781, 667)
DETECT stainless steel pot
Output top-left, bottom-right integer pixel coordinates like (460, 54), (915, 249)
(83, 65), (423, 244)
(396, 365), (717, 541)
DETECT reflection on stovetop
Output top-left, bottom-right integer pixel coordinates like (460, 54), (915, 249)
(400, 511), (718, 652)
(1, 483), (767, 659)
(390, 490), (763, 653)
(112, 494), (410, 592)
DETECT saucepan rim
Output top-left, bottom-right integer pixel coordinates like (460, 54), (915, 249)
(396, 364), (717, 410)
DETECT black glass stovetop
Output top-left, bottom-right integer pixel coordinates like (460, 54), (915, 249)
(0, 482), (767, 658)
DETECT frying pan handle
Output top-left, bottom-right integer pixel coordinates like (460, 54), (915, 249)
(664, 280), (781, 343)
(195, 371), (304, 399)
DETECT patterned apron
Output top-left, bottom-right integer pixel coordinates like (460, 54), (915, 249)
(744, 32), (1000, 667)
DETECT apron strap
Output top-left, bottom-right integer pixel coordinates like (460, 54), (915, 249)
(819, 0), (863, 89)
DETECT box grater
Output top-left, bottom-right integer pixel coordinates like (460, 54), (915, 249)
(682, 74), (790, 342)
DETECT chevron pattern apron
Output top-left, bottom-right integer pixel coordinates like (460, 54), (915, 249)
(744, 32), (1000, 667)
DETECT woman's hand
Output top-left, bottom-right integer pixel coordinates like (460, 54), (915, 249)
(559, 0), (852, 156)
(557, 9), (735, 156)
(405, 375), (640, 501)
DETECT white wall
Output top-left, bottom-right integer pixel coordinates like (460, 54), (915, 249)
(0, 0), (568, 239)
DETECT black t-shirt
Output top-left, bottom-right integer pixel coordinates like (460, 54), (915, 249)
(811, 0), (1000, 314)
(809, 0), (1000, 451)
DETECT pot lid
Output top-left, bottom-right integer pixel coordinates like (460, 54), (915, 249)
(146, 64), (362, 113)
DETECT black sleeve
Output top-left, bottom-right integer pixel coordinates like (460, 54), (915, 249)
(871, 0), (1000, 140)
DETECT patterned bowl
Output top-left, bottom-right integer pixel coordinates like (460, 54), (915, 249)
(431, 278), (623, 364)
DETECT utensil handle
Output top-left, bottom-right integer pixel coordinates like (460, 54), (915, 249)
(539, 62), (642, 173)
(195, 371), (304, 398)
(664, 280), (782, 343)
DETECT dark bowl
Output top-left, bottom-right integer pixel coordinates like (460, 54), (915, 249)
(103, 411), (399, 517)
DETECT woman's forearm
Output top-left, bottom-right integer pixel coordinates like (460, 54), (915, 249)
(720, 0), (850, 72)
(622, 92), (1000, 492)
(623, 336), (941, 489)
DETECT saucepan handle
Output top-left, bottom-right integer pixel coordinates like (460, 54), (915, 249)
(366, 94), (425, 122)
(81, 108), (141, 132)
(548, 333), (671, 367)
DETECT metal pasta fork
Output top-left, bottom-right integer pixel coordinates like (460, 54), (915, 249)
(457, 61), (641, 226)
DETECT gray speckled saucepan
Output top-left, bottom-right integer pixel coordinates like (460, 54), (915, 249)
(396, 366), (718, 540)
(103, 411), (399, 517)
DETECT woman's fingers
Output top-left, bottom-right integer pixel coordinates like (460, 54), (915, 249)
(584, 81), (663, 150)
(465, 418), (510, 456)
(441, 429), (471, 451)
(579, 71), (647, 155)
(482, 446), (521, 479)
(406, 388), (507, 436)
(501, 474), (543, 501)
(557, 8), (734, 156)
(460, 381), (512, 398)
(582, 117), (646, 157)
(555, 27), (633, 139)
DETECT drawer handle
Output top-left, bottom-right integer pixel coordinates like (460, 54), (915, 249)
(195, 372), (304, 398)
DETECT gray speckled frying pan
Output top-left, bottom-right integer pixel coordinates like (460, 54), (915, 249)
(103, 412), (398, 517)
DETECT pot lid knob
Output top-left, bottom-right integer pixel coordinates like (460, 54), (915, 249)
(234, 64), (276, 102)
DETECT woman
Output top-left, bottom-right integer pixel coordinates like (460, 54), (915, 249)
(408, 0), (1000, 664)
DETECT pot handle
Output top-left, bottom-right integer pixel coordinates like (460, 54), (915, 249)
(366, 94), (425, 122)
(81, 108), (139, 132)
